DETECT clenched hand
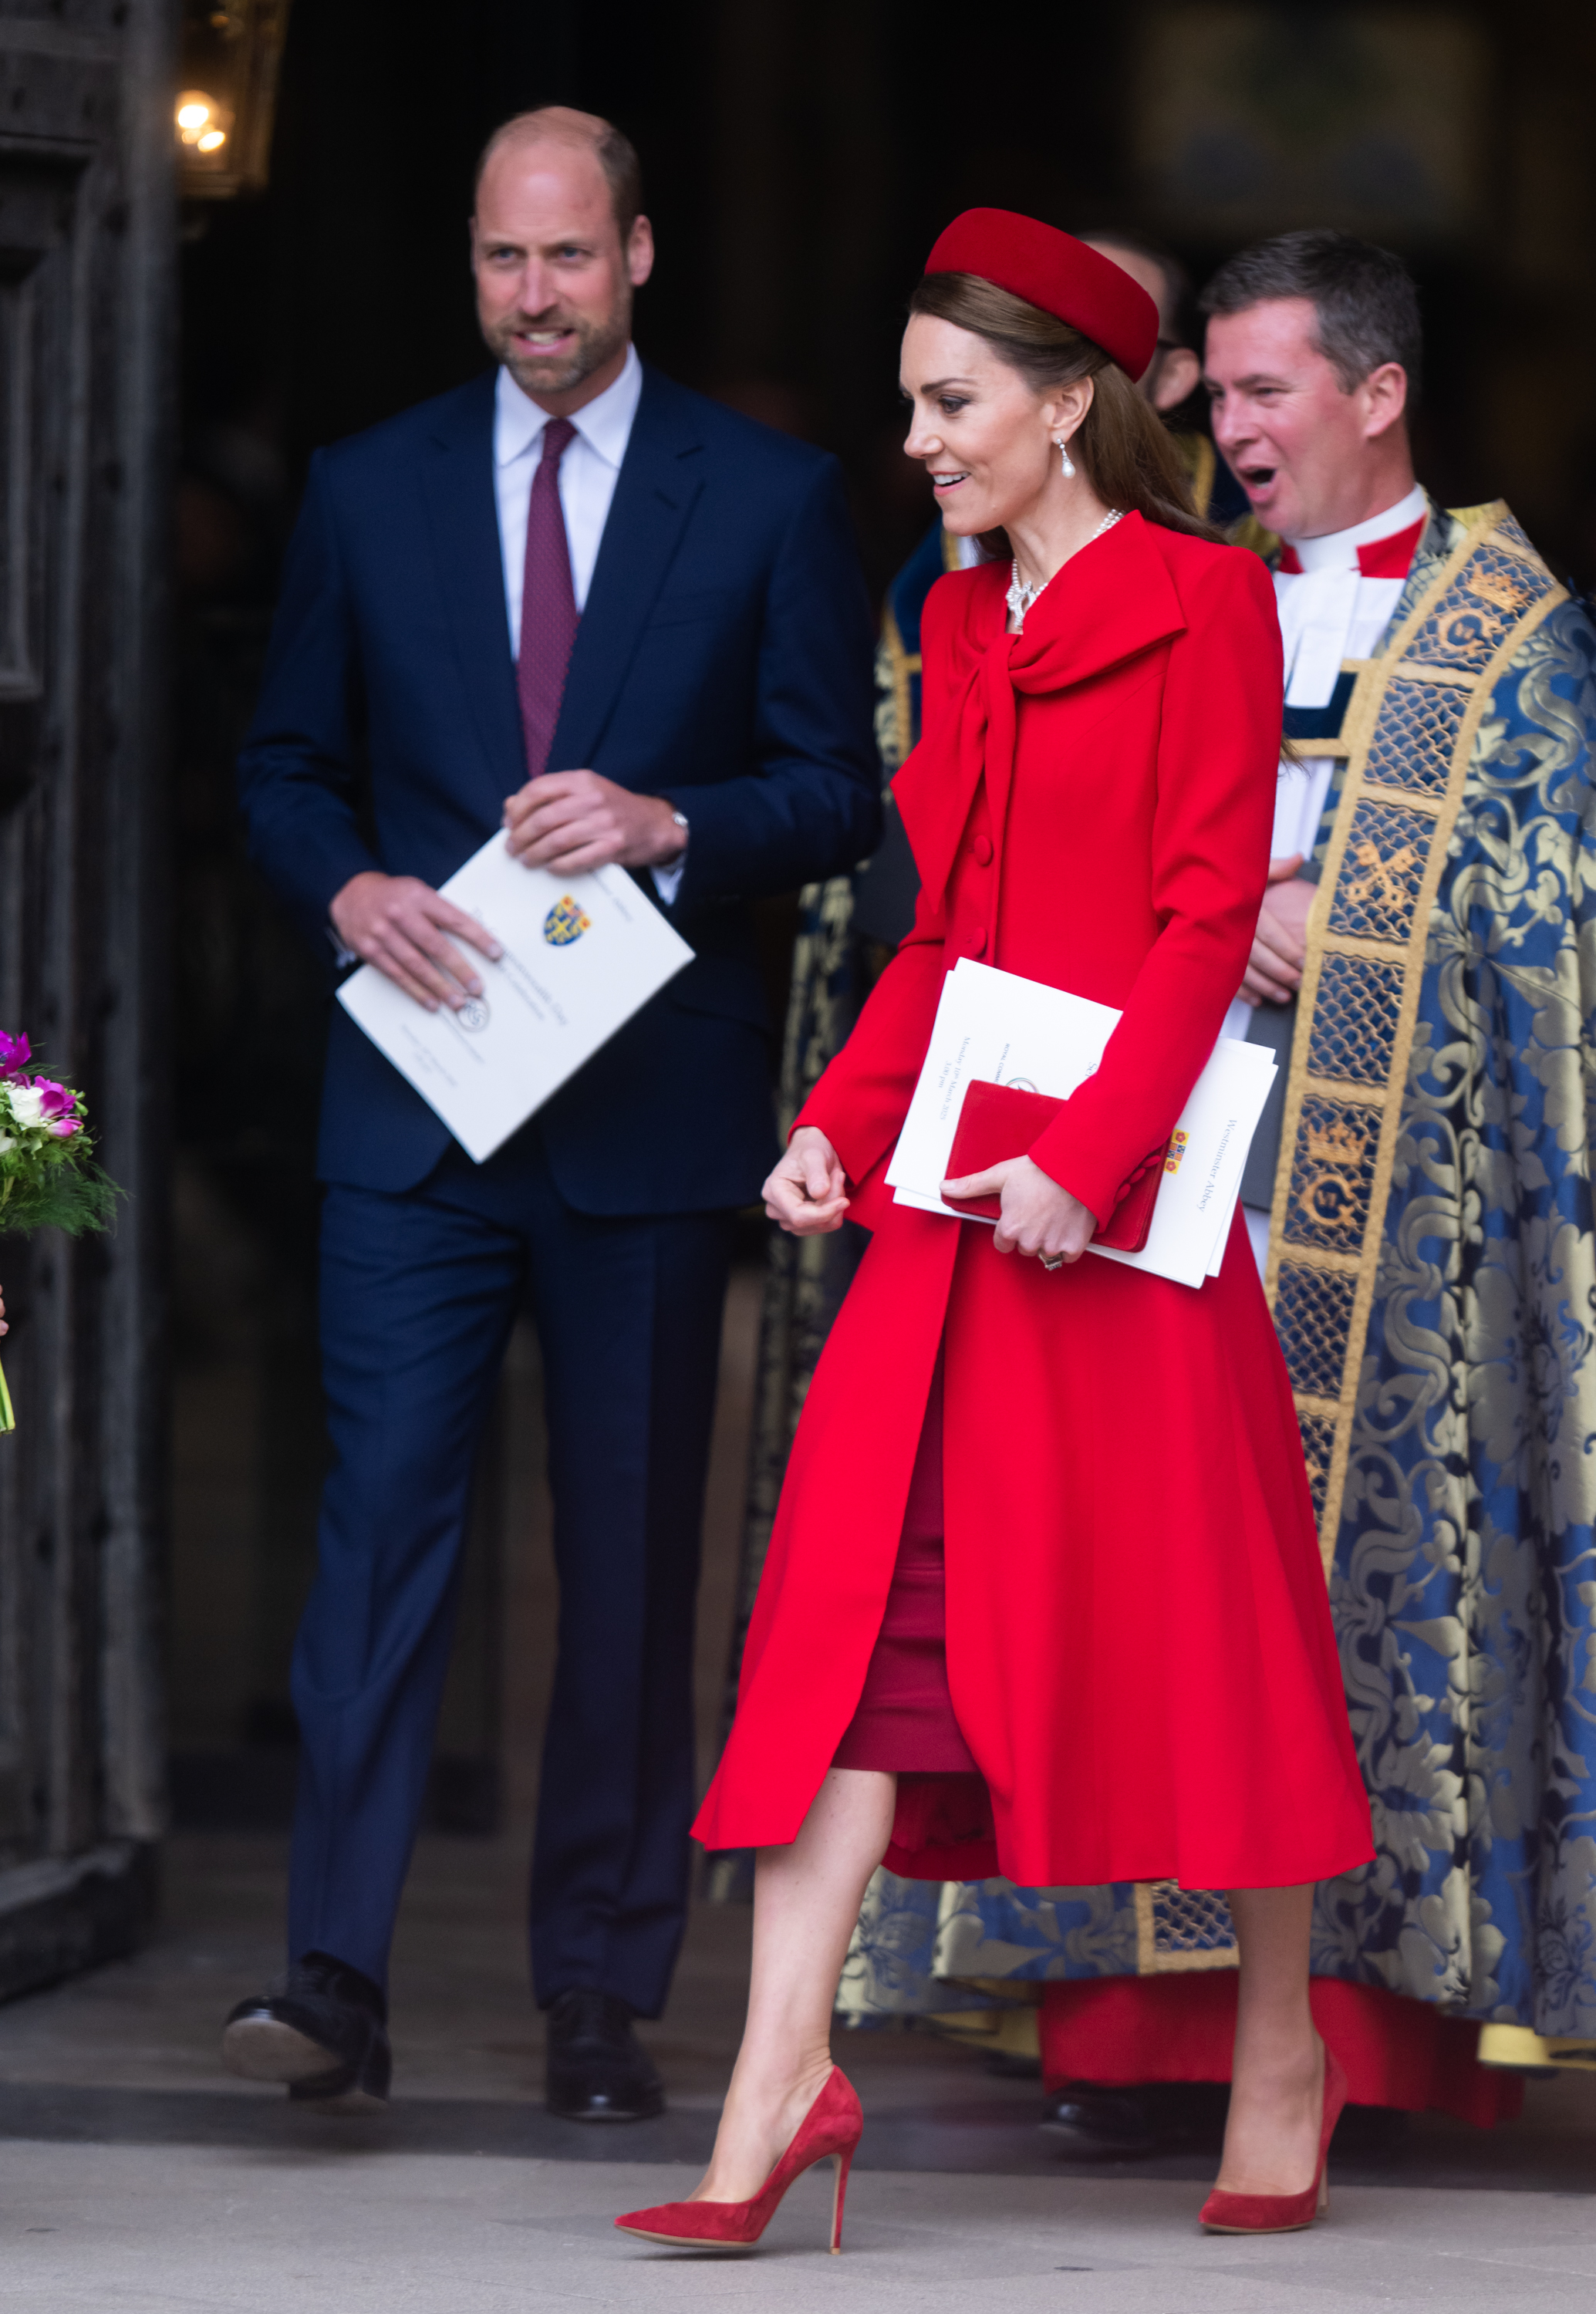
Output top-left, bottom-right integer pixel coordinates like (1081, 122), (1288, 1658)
(1240, 853), (1315, 1005)
(764, 1126), (850, 1236)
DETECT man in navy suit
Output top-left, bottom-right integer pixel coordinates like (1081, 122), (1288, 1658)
(222, 106), (878, 2120)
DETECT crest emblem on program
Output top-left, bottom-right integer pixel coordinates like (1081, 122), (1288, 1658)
(542, 895), (592, 946)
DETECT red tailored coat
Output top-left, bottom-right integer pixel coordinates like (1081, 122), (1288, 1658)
(693, 514), (1374, 1892)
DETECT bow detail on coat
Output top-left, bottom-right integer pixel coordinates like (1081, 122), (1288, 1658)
(893, 511), (1189, 916)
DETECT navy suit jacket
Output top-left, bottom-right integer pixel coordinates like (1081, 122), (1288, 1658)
(238, 364), (879, 1211)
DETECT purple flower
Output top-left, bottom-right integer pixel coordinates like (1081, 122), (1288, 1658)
(0, 1031), (29, 1080)
(6, 1078), (78, 1135)
(34, 1080), (78, 1138)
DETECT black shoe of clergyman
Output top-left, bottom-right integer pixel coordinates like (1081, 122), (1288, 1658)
(221, 1950), (392, 2114)
(544, 1988), (664, 2123)
(1040, 2082), (1160, 2158)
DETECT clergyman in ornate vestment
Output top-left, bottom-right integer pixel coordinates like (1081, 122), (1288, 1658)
(1209, 232), (1596, 2091)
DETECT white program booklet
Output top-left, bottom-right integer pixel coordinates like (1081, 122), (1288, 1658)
(887, 959), (1276, 1288)
(337, 835), (694, 1164)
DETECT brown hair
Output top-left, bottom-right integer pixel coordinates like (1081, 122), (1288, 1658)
(474, 107), (644, 241)
(909, 271), (1217, 549)
(1200, 230), (1420, 400)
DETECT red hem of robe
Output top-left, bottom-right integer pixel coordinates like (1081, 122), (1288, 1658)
(1038, 1974), (1524, 2129)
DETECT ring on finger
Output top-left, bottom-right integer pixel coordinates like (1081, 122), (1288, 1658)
(1039, 1253), (1065, 1272)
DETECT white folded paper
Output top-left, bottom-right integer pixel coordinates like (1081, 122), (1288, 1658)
(337, 835), (693, 1164)
(886, 960), (1276, 1287)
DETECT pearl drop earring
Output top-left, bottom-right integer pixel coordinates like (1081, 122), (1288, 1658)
(1053, 434), (1075, 479)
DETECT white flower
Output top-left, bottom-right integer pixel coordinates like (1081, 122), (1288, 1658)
(6, 1086), (43, 1129)
(0, 1134), (11, 1154)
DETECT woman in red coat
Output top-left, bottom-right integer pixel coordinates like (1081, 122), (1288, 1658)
(616, 213), (1373, 2256)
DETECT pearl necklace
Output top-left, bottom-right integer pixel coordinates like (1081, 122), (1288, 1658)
(1006, 508), (1125, 630)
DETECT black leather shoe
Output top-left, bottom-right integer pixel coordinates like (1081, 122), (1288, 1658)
(222, 1950), (391, 2113)
(1041, 2082), (1160, 2157)
(545, 1988), (664, 2122)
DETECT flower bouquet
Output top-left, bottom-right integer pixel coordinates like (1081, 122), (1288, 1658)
(0, 1032), (120, 1433)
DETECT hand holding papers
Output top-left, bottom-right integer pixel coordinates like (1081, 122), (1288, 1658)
(337, 835), (693, 1164)
(886, 960), (1276, 1287)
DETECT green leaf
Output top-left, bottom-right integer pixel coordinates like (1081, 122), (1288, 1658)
(0, 1156), (122, 1240)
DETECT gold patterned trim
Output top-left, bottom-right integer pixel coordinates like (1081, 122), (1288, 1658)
(1134, 1881), (1240, 1972)
(1390, 662), (1482, 688)
(876, 599), (918, 775)
(875, 528), (957, 772)
(1264, 503), (1567, 1566)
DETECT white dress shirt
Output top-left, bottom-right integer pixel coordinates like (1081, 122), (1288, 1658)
(492, 346), (683, 902)
(1221, 484), (1428, 1050)
(493, 344), (643, 637)
(1265, 481), (1428, 864)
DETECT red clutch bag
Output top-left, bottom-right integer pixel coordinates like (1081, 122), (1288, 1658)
(942, 1079), (1166, 1253)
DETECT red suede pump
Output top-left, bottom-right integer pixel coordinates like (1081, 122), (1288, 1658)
(615, 2066), (863, 2254)
(1200, 2045), (1348, 2235)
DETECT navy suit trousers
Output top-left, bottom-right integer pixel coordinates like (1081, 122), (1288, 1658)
(288, 1126), (734, 2017)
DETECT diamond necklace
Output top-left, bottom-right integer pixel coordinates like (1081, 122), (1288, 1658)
(1006, 508), (1125, 630)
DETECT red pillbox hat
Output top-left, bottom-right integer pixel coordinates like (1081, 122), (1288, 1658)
(924, 208), (1159, 379)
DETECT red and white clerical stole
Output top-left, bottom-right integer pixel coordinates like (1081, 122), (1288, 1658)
(1274, 489), (1429, 711)
(1276, 517), (1424, 581)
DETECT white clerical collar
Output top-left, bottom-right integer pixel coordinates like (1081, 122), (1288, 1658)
(1282, 482), (1428, 573)
(494, 342), (643, 471)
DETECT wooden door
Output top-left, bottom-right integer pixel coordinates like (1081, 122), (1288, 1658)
(0, 0), (171, 1996)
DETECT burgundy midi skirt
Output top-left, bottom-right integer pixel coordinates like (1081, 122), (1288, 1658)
(832, 1347), (978, 1775)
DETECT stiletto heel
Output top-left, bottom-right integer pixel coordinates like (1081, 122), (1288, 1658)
(828, 2144), (854, 2253)
(615, 2066), (863, 2253)
(1199, 2045), (1347, 2235)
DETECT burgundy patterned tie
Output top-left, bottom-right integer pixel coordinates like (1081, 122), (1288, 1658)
(515, 416), (579, 781)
